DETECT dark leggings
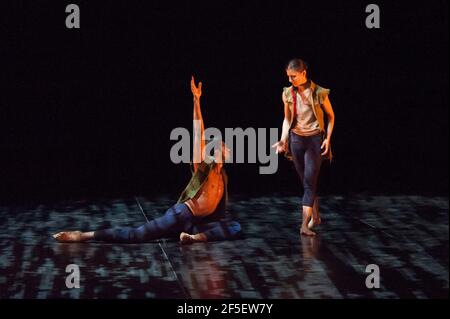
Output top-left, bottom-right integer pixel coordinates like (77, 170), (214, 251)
(94, 203), (241, 243)
(289, 131), (323, 207)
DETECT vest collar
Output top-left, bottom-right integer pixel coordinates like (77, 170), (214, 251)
(293, 80), (316, 93)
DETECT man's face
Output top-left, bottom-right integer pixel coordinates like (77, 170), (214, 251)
(286, 69), (307, 87)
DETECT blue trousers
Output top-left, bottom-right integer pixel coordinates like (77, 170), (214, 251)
(94, 203), (241, 243)
(289, 131), (323, 207)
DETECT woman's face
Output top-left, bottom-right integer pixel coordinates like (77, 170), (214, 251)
(286, 68), (307, 87)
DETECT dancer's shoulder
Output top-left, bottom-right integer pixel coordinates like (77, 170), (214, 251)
(311, 81), (331, 104)
(312, 81), (330, 96)
(282, 86), (294, 103)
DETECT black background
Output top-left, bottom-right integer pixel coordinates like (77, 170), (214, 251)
(0, 0), (448, 202)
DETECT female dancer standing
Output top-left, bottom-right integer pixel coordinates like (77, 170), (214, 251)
(273, 58), (335, 236)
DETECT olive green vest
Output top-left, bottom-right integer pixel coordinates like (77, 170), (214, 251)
(177, 158), (228, 213)
(282, 81), (333, 162)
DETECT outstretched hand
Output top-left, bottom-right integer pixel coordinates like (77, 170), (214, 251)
(191, 76), (202, 99)
(272, 140), (286, 154)
(321, 138), (330, 156)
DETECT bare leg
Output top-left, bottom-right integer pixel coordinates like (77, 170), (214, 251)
(179, 232), (207, 244)
(53, 231), (95, 242)
(308, 197), (322, 229)
(300, 206), (316, 236)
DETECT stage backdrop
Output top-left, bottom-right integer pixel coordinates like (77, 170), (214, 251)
(1, 0), (448, 201)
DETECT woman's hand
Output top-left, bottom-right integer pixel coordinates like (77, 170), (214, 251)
(321, 138), (330, 156)
(272, 140), (286, 154)
(191, 76), (202, 99)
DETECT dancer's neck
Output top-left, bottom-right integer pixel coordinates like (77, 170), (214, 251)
(297, 80), (310, 92)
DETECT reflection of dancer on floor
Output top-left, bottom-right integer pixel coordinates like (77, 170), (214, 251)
(272, 58), (335, 236)
(53, 77), (241, 244)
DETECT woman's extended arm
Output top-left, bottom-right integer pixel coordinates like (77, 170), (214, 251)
(272, 92), (291, 154)
(320, 95), (335, 156)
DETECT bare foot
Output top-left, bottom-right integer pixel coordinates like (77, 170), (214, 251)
(301, 209), (316, 236)
(308, 218), (321, 229)
(301, 225), (316, 236)
(308, 200), (322, 229)
(180, 232), (207, 245)
(53, 231), (84, 242)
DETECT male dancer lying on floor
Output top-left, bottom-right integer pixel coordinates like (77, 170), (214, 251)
(53, 77), (241, 244)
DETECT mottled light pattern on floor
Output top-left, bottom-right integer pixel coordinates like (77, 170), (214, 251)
(0, 195), (448, 299)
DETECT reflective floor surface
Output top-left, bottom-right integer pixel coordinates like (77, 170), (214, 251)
(0, 195), (448, 298)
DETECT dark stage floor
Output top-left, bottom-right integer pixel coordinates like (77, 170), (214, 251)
(0, 195), (448, 299)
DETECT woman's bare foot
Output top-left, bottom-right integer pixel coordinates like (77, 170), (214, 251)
(301, 225), (316, 236)
(308, 218), (321, 229)
(180, 232), (207, 245)
(301, 209), (316, 236)
(308, 199), (322, 230)
(53, 231), (85, 242)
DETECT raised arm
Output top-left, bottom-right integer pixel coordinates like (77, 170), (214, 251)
(191, 76), (205, 172)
